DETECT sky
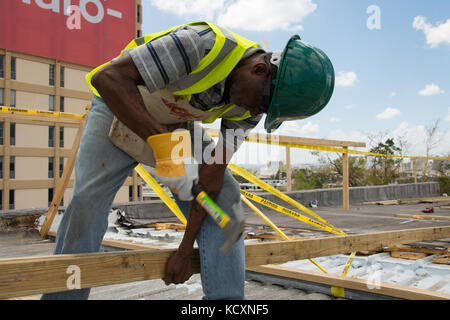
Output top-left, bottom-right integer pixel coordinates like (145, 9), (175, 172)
(140, 0), (450, 165)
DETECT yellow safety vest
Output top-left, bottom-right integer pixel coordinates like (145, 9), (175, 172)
(86, 21), (260, 123)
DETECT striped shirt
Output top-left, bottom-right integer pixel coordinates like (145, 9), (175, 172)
(128, 25), (264, 153)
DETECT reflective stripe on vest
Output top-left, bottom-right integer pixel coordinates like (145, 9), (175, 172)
(85, 21), (259, 123)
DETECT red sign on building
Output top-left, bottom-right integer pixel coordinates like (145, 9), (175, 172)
(0, 0), (136, 67)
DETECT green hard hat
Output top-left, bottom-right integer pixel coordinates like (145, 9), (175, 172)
(264, 35), (335, 132)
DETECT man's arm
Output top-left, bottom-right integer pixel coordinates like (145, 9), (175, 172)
(91, 55), (168, 139)
(163, 142), (231, 285)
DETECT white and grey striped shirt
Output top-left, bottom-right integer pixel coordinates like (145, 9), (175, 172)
(128, 25), (264, 152)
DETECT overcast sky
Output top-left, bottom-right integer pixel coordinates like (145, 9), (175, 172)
(141, 0), (450, 165)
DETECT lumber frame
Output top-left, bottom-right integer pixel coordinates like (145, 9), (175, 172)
(246, 265), (450, 300)
(1, 226), (449, 299)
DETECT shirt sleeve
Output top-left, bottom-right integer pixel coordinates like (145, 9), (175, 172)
(219, 114), (263, 154)
(128, 26), (205, 93)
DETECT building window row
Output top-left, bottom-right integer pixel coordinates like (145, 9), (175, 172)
(48, 126), (64, 147)
(0, 54), (4, 78)
(1, 56), (66, 87)
(11, 57), (16, 80)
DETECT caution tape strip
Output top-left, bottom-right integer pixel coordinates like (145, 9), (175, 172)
(207, 130), (449, 160)
(0, 106), (86, 119)
(231, 164), (357, 296)
(241, 195), (328, 274)
(228, 163), (344, 234)
(240, 190), (344, 235)
(134, 164), (187, 226)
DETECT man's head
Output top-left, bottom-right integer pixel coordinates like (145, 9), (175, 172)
(224, 52), (274, 117)
(225, 35), (336, 133)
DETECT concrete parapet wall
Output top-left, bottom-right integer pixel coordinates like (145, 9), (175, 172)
(0, 183), (441, 223)
(258, 182), (441, 209)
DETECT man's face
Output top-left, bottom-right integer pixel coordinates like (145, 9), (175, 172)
(227, 55), (270, 116)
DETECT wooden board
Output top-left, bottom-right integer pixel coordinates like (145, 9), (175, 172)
(2, 226), (450, 299)
(384, 244), (448, 256)
(246, 265), (450, 300)
(399, 197), (450, 204)
(390, 251), (428, 260)
(394, 214), (450, 221)
(364, 200), (399, 205)
(433, 256), (450, 265)
(245, 233), (303, 241)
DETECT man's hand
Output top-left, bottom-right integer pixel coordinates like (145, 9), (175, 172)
(163, 251), (193, 285)
(162, 145), (231, 285)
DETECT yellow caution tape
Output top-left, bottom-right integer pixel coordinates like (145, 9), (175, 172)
(230, 164), (357, 294)
(207, 130), (449, 161)
(229, 163), (344, 234)
(241, 195), (328, 274)
(0, 106), (84, 119)
(241, 195), (290, 241)
(134, 164), (187, 225)
(240, 190), (343, 235)
(330, 251), (357, 298)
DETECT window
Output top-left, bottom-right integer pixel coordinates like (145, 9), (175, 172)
(59, 157), (64, 177)
(49, 64), (55, 86)
(48, 157), (54, 178)
(10, 90), (16, 107)
(60, 66), (65, 87)
(0, 190), (2, 209)
(0, 156), (3, 179)
(10, 123), (15, 146)
(0, 88), (4, 106)
(48, 188), (54, 207)
(10, 57), (16, 80)
(49, 95), (55, 111)
(10, 156), (15, 179)
(0, 55), (4, 78)
(59, 127), (64, 148)
(129, 186), (133, 202)
(9, 190), (14, 210)
(49, 126), (54, 147)
(0, 122), (3, 145)
(137, 4), (141, 23)
(60, 96), (65, 112)
(137, 29), (142, 38)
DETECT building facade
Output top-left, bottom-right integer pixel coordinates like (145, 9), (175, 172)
(0, 0), (143, 210)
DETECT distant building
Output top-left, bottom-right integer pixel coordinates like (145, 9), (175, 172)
(0, 0), (142, 210)
(258, 160), (283, 179)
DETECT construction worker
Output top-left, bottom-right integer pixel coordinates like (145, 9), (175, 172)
(41, 21), (334, 300)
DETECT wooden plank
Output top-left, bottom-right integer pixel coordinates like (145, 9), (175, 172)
(399, 197), (450, 204)
(0, 111), (82, 127)
(364, 200), (399, 205)
(246, 265), (450, 300)
(384, 245), (448, 256)
(433, 256), (450, 265)
(40, 118), (85, 238)
(205, 128), (366, 148)
(7, 179), (74, 190)
(244, 226), (450, 267)
(245, 233), (304, 241)
(47, 231), (166, 251)
(394, 214), (450, 221)
(342, 147), (349, 210)
(1, 226), (449, 299)
(390, 251), (428, 260)
(285, 147), (292, 192)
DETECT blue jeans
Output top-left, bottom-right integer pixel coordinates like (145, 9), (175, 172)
(41, 96), (245, 300)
